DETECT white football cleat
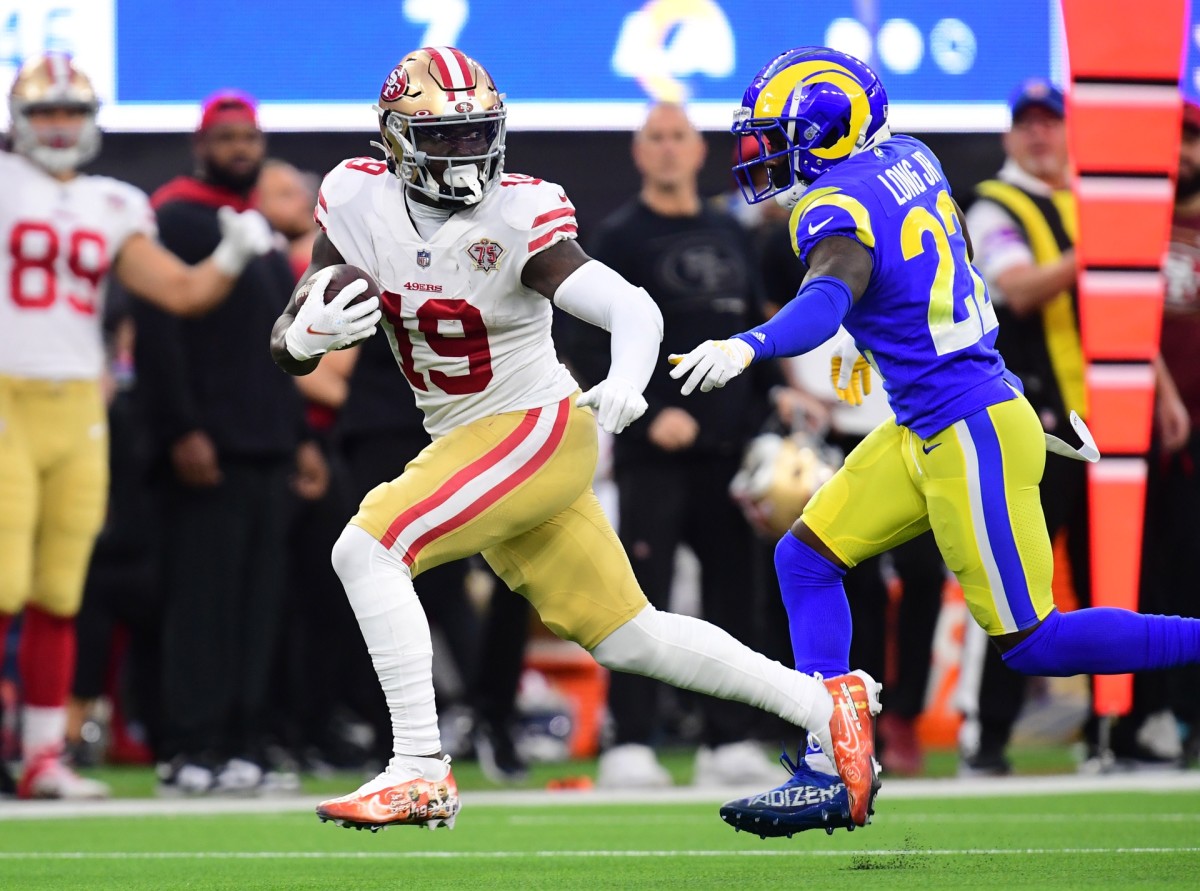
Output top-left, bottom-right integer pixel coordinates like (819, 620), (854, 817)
(596, 743), (673, 789)
(693, 741), (779, 787)
(18, 749), (110, 800)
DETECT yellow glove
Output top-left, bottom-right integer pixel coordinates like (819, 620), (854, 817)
(829, 333), (871, 406)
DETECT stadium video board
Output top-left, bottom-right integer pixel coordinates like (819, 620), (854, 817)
(3, 1), (1072, 132)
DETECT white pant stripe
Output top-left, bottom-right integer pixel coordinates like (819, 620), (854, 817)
(953, 419), (1018, 634)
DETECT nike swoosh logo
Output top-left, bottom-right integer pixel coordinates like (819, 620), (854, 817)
(922, 442), (942, 454)
(807, 217), (834, 235)
(306, 325), (340, 336)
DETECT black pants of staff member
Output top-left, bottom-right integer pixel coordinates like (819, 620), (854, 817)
(844, 533), (945, 721)
(156, 457), (294, 764)
(969, 454), (1090, 763)
(74, 391), (161, 754)
(274, 444), (362, 765)
(342, 430), (530, 758)
(1137, 433), (1200, 752)
(609, 451), (771, 749)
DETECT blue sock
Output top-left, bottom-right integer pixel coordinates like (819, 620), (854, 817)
(1002, 607), (1200, 676)
(774, 532), (851, 678)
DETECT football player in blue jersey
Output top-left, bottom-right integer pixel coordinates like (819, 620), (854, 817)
(669, 46), (1200, 838)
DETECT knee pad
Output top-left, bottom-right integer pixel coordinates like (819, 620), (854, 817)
(589, 605), (661, 674)
(331, 524), (409, 588)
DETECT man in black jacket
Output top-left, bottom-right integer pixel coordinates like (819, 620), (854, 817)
(132, 93), (325, 794)
(567, 102), (793, 788)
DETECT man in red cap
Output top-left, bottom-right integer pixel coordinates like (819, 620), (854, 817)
(134, 89), (327, 796)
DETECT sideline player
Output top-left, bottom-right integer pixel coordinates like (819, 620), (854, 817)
(668, 46), (1200, 836)
(0, 53), (272, 799)
(269, 46), (880, 832)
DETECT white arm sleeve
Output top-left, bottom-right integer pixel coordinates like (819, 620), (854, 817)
(553, 260), (664, 392)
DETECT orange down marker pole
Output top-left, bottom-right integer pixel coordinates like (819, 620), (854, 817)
(1061, 0), (1185, 719)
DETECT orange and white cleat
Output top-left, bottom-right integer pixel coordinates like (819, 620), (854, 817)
(316, 755), (460, 833)
(18, 748), (110, 800)
(814, 670), (882, 827)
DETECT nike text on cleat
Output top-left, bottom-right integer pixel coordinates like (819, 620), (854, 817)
(316, 762), (460, 831)
(718, 750), (861, 838)
(822, 669), (883, 827)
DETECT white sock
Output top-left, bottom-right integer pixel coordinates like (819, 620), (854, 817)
(590, 605), (833, 732)
(22, 705), (67, 756)
(331, 525), (441, 758)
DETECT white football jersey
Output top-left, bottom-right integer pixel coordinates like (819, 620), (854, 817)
(316, 159), (581, 437)
(0, 151), (156, 379)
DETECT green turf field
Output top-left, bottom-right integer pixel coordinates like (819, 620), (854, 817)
(2, 786), (1198, 890)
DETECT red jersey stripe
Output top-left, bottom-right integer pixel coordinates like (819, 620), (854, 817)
(380, 405), (543, 552)
(400, 396), (572, 566)
(528, 224), (578, 253)
(530, 207), (577, 229)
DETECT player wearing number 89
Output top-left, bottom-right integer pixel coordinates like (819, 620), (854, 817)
(271, 46), (848, 833)
(667, 46), (1200, 837)
(0, 53), (272, 800)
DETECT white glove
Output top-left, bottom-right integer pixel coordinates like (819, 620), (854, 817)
(667, 338), (754, 396)
(212, 206), (274, 276)
(283, 269), (381, 361)
(829, 330), (872, 406)
(577, 377), (648, 434)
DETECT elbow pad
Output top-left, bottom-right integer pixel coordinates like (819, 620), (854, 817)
(553, 260), (664, 339)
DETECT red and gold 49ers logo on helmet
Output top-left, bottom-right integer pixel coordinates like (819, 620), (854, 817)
(465, 238), (504, 273)
(380, 66), (409, 102)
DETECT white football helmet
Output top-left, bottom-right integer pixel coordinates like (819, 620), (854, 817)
(729, 430), (842, 540)
(8, 52), (101, 174)
(372, 46), (506, 206)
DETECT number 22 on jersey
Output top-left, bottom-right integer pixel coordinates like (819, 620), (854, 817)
(902, 189), (997, 356)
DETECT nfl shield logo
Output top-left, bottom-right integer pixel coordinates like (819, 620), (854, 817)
(417, 249), (432, 268)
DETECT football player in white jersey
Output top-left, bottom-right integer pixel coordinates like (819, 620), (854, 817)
(270, 46), (876, 832)
(0, 53), (272, 799)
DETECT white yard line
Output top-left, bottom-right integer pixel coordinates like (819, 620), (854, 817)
(0, 848), (1198, 859)
(1, 772), (1198, 822)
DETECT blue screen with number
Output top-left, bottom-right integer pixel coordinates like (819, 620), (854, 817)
(3, 0), (1065, 131)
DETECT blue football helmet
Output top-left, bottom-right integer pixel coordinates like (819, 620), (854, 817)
(732, 46), (889, 204)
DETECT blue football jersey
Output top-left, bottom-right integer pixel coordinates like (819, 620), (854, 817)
(790, 135), (1019, 438)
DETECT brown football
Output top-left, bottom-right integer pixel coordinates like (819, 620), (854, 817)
(295, 264), (382, 307)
